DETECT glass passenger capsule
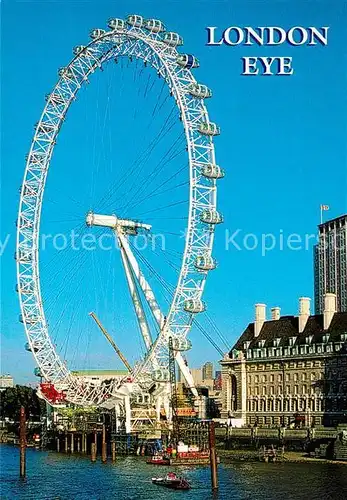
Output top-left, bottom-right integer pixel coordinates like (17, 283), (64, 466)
(198, 121), (220, 136)
(34, 367), (43, 377)
(108, 18), (125, 30)
(37, 122), (55, 134)
(73, 45), (86, 56)
(152, 369), (170, 382)
(15, 249), (32, 262)
(18, 216), (33, 229)
(16, 282), (34, 294)
(171, 337), (192, 352)
(145, 19), (165, 33)
(163, 32), (183, 47)
(46, 93), (65, 105)
(90, 28), (106, 39)
(19, 314), (38, 324)
(200, 209), (223, 225)
(195, 254), (217, 271)
(201, 163), (225, 179)
(188, 83), (212, 99)
(25, 342), (38, 352)
(22, 184), (38, 197)
(58, 67), (74, 79)
(176, 54), (199, 69)
(183, 299), (206, 314)
(126, 14), (144, 28)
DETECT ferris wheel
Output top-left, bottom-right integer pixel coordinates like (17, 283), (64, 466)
(16, 15), (224, 422)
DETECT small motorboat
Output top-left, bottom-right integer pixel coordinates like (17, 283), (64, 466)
(146, 454), (170, 465)
(152, 472), (191, 490)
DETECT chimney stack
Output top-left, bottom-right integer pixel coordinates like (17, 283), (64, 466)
(254, 304), (266, 337)
(271, 307), (281, 321)
(298, 297), (311, 333)
(323, 293), (337, 330)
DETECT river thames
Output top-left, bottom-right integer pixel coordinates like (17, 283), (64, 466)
(1, 445), (346, 499)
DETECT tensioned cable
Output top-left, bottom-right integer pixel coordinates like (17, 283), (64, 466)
(203, 312), (230, 350)
(96, 102), (179, 212)
(126, 164), (187, 212)
(95, 66), (177, 211)
(194, 320), (224, 356)
(121, 131), (186, 213)
(135, 199), (187, 217)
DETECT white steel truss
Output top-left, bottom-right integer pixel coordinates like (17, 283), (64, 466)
(16, 16), (222, 412)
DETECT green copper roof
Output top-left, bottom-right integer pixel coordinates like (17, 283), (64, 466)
(71, 370), (129, 376)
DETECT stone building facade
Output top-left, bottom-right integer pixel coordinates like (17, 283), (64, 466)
(221, 295), (347, 427)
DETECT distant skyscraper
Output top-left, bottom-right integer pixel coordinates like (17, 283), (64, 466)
(190, 368), (203, 386)
(314, 214), (347, 313)
(0, 375), (14, 391)
(214, 370), (222, 390)
(202, 361), (213, 380)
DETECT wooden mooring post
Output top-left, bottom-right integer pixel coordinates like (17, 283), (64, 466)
(82, 433), (87, 453)
(70, 432), (74, 453)
(101, 424), (107, 463)
(77, 435), (81, 453)
(19, 406), (26, 478)
(56, 435), (60, 452)
(208, 421), (218, 491)
(111, 441), (116, 462)
(91, 442), (97, 462)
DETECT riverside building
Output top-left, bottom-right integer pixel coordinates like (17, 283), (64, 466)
(221, 295), (347, 427)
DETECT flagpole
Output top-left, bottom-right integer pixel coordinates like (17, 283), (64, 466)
(320, 205), (323, 225)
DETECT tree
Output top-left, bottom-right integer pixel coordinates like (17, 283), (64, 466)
(0, 385), (45, 421)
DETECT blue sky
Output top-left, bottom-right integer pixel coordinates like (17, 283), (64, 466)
(1, 0), (346, 384)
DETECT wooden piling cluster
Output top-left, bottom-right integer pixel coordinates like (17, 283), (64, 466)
(55, 424), (116, 463)
(19, 406), (26, 478)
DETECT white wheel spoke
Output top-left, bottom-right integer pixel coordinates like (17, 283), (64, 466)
(17, 16), (223, 420)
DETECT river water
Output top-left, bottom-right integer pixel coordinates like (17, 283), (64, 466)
(1, 445), (346, 499)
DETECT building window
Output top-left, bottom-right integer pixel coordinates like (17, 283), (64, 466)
(262, 386), (267, 395)
(294, 373), (298, 382)
(302, 384), (307, 394)
(278, 374), (282, 382)
(294, 385), (298, 394)
(262, 375), (266, 383)
(255, 375), (259, 384)
(270, 374), (274, 383)
(286, 373), (290, 382)
(286, 385), (290, 394)
(302, 373), (307, 382)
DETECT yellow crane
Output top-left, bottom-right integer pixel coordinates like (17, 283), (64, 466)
(89, 312), (132, 373)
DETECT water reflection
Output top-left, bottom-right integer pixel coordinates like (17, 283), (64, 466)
(1, 445), (346, 500)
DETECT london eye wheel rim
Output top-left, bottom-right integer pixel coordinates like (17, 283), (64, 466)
(16, 21), (220, 405)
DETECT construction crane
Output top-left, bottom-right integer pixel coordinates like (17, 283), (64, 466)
(89, 312), (132, 373)
(168, 337), (180, 443)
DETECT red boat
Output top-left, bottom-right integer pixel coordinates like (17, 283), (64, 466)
(146, 454), (170, 465)
(152, 473), (191, 490)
